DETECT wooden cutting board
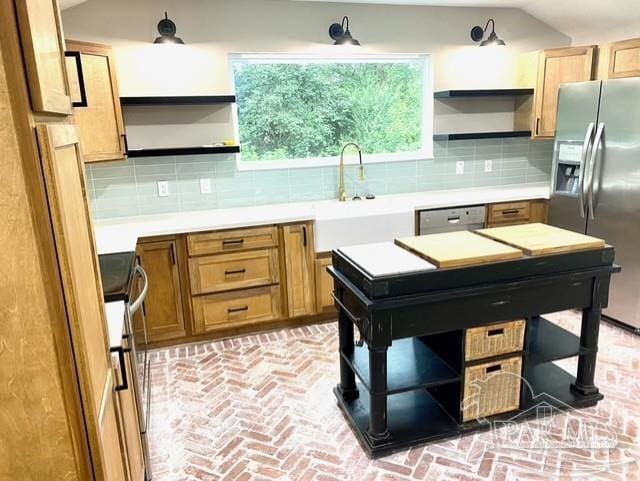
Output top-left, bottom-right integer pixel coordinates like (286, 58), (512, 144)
(476, 222), (605, 256)
(395, 231), (523, 268)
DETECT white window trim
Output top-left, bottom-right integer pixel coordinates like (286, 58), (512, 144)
(229, 53), (434, 171)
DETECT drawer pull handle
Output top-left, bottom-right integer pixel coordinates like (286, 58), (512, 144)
(225, 268), (246, 276)
(486, 364), (502, 374)
(487, 328), (504, 337)
(228, 306), (249, 313)
(501, 209), (520, 215)
(223, 239), (244, 246)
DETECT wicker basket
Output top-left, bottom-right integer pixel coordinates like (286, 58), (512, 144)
(462, 356), (522, 422)
(465, 319), (526, 361)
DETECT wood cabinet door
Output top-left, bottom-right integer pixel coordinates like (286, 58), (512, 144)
(315, 255), (336, 313)
(99, 373), (128, 481)
(116, 350), (145, 481)
(608, 37), (640, 79)
(14, 0), (72, 115)
(66, 40), (126, 162)
(282, 223), (316, 317)
(36, 123), (125, 479)
(137, 240), (186, 342)
(534, 46), (595, 138)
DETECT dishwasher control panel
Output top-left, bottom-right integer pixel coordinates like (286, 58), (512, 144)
(418, 205), (486, 235)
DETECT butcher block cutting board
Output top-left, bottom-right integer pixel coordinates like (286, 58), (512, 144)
(395, 231), (523, 268)
(477, 223), (605, 256)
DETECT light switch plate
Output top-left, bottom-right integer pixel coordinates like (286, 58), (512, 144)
(200, 178), (212, 194)
(456, 161), (464, 175)
(157, 181), (169, 197)
(484, 159), (493, 173)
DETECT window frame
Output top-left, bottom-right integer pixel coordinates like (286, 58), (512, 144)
(229, 53), (434, 171)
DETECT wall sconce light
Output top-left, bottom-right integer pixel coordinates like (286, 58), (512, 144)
(328, 16), (361, 46)
(153, 12), (185, 44)
(470, 18), (506, 47)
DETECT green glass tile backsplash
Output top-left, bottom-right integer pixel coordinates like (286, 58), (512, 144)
(85, 138), (553, 219)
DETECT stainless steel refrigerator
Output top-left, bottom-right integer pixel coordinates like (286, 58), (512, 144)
(549, 77), (640, 333)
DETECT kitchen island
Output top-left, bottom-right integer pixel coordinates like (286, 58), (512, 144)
(329, 230), (620, 458)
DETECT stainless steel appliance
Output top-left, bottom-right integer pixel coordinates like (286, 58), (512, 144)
(418, 205), (486, 234)
(99, 253), (152, 479)
(550, 77), (640, 333)
(126, 265), (152, 481)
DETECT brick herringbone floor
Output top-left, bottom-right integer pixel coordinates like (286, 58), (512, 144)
(147, 312), (640, 480)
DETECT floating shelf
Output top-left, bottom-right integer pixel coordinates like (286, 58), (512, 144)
(120, 95), (236, 105)
(434, 88), (534, 98)
(526, 317), (582, 364)
(433, 131), (531, 141)
(342, 338), (460, 395)
(126, 145), (240, 158)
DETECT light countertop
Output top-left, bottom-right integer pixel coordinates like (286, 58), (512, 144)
(105, 300), (125, 349)
(94, 183), (550, 255)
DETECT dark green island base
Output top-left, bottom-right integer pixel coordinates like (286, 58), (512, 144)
(329, 246), (618, 458)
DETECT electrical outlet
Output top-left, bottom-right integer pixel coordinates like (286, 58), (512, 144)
(456, 161), (465, 175)
(157, 181), (169, 197)
(200, 178), (212, 194)
(484, 159), (493, 173)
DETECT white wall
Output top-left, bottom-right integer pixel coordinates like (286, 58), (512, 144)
(62, 0), (570, 95)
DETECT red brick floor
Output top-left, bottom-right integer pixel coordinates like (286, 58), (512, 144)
(147, 312), (640, 480)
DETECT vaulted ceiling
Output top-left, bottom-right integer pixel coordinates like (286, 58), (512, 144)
(60, 0), (640, 44)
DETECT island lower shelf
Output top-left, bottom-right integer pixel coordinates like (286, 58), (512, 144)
(335, 316), (602, 458)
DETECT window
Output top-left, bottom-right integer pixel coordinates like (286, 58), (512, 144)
(230, 54), (433, 169)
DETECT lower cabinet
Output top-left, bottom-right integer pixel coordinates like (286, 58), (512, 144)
(282, 222), (317, 317)
(135, 239), (186, 343)
(485, 199), (548, 227)
(192, 285), (282, 334)
(116, 350), (145, 481)
(315, 254), (336, 313)
(99, 375), (128, 481)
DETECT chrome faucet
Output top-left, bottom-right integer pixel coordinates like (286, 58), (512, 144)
(338, 142), (364, 202)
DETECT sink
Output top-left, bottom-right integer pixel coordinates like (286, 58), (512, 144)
(313, 198), (415, 252)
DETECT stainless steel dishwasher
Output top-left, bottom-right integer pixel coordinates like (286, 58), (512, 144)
(417, 205), (486, 234)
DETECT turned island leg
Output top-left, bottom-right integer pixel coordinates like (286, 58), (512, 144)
(367, 345), (389, 441)
(337, 311), (359, 400)
(571, 279), (602, 397)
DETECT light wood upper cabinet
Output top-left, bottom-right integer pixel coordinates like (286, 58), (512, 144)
(65, 40), (126, 162)
(282, 223), (317, 318)
(36, 122), (126, 480)
(14, 0), (72, 115)
(136, 240), (186, 343)
(533, 46), (596, 138)
(607, 37), (640, 79)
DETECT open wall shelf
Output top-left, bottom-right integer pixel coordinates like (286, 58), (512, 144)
(433, 131), (531, 141)
(126, 145), (240, 158)
(120, 95), (236, 105)
(434, 88), (534, 98)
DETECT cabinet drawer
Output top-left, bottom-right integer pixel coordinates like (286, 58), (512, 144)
(187, 226), (278, 256)
(192, 286), (281, 333)
(487, 201), (531, 225)
(189, 249), (279, 295)
(465, 319), (526, 361)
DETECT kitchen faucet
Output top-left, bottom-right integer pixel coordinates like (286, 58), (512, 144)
(338, 142), (364, 202)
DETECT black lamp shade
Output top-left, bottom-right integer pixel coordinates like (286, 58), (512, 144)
(470, 18), (505, 47)
(329, 16), (360, 46)
(154, 12), (184, 44)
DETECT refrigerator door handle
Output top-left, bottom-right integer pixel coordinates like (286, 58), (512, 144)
(586, 122), (605, 220)
(578, 122), (596, 218)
